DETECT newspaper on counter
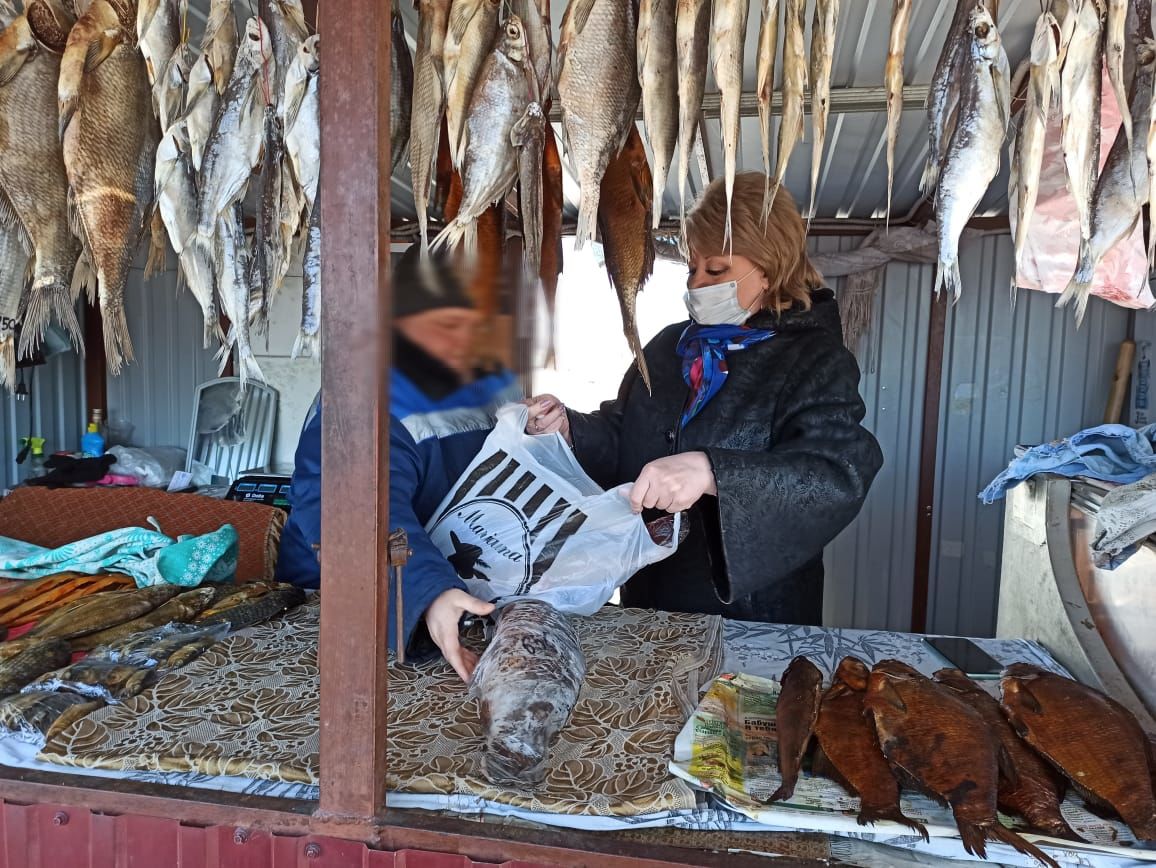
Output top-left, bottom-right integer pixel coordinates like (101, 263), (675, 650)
(669, 673), (1156, 867)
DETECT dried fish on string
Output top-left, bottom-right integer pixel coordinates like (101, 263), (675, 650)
(1058, 38), (1155, 324)
(637, 0), (677, 231)
(1106, 0), (1129, 148)
(766, 0), (805, 217)
(444, 0), (501, 169)
(156, 41), (196, 143)
(922, 0), (983, 196)
(60, 2), (160, 373)
(1059, 0), (1105, 253)
(410, 0), (453, 256)
(1009, 8), (1062, 299)
(807, 0), (838, 221)
(883, 0), (911, 226)
(184, 52), (217, 172)
(431, 16), (535, 257)
(755, 0), (779, 190)
(136, 0), (183, 96)
(292, 190), (320, 358)
(0, 197), (29, 391)
(515, 102), (545, 290)
(558, 0), (641, 249)
(216, 203), (263, 384)
(731, 23), (773, 230)
(512, 0), (551, 105)
(933, 3), (1009, 300)
(203, 0), (237, 94)
(391, 0), (413, 175)
(0, 2), (85, 356)
(540, 126), (563, 367)
(674, 0), (709, 221)
(284, 36), (321, 357)
(598, 126), (654, 393)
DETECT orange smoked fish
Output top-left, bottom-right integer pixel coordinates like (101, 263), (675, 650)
(768, 655), (822, 803)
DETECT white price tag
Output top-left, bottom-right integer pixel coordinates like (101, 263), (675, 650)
(167, 470), (194, 491)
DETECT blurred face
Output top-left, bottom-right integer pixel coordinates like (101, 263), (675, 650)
(396, 307), (482, 378)
(686, 250), (769, 311)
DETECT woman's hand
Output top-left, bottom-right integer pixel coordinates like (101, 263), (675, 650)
(522, 394), (571, 444)
(628, 452), (718, 514)
(424, 589), (495, 683)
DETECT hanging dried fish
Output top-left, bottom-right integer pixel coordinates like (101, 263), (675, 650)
(755, 0), (779, 193)
(284, 36), (321, 356)
(1059, 0), (1105, 253)
(922, 0), (982, 196)
(410, 0), (453, 256)
(766, 0), (806, 216)
(557, 0), (641, 249)
(60, 1), (160, 373)
(515, 103), (546, 290)
(293, 190), (321, 359)
(184, 52), (217, 172)
(512, 0), (551, 104)
(598, 126), (654, 392)
(932, 3), (1009, 300)
(216, 203), (263, 384)
(0, 2), (85, 356)
(674, 0), (709, 221)
(136, 0), (184, 95)
(443, 0), (501, 168)
(391, 0), (413, 175)
(1058, 39), (1155, 324)
(203, 0), (237, 95)
(540, 125), (564, 367)
(883, 0), (911, 226)
(0, 195), (29, 391)
(638, 0), (678, 229)
(711, 0), (748, 244)
(1106, 0), (1129, 148)
(807, 0), (838, 220)
(1009, 9), (1062, 299)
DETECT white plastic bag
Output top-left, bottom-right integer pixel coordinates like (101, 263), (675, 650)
(425, 403), (681, 615)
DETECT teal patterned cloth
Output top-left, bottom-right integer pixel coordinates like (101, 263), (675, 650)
(0, 521), (238, 588)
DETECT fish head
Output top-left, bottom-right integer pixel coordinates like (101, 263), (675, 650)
(782, 656), (823, 690)
(863, 660), (921, 718)
(499, 14), (528, 63)
(968, 3), (1002, 61)
(1138, 37), (1156, 70)
(833, 657), (870, 691)
(932, 667), (981, 695)
(300, 32), (319, 72)
(240, 15), (273, 70)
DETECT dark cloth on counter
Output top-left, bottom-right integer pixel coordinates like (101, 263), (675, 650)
(567, 289), (883, 626)
(26, 454), (117, 488)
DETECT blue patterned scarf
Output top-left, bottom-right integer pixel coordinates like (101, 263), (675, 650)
(676, 324), (775, 428)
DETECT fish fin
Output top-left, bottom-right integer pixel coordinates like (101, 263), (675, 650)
(867, 677), (906, 712)
(101, 301), (134, 376)
(85, 27), (121, 72)
(19, 282), (84, 360)
(0, 40), (33, 87)
(448, 0), (478, 43)
(989, 821), (1060, 868)
(0, 186), (19, 231)
(766, 774), (798, 804)
(567, 0), (597, 35)
(857, 806), (929, 842)
(956, 820), (988, 859)
(918, 158), (938, 197)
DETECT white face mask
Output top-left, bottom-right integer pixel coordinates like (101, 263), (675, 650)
(684, 267), (759, 325)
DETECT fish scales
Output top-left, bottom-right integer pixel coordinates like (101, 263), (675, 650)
(60, 14), (160, 373)
(711, 0), (748, 243)
(1010, 9), (1062, 300)
(766, 0), (806, 216)
(557, 0), (641, 250)
(597, 126), (654, 394)
(768, 656), (821, 803)
(807, 0), (838, 221)
(865, 660), (1059, 868)
(1058, 35), (1155, 324)
(0, 639), (71, 696)
(932, 3), (1009, 301)
(430, 16), (533, 258)
(934, 669), (1074, 839)
(755, 0), (779, 193)
(410, 0), (453, 256)
(443, 0), (501, 168)
(1001, 663), (1156, 841)
(883, 0), (912, 225)
(674, 0), (709, 221)
(391, 1), (413, 175)
(813, 658), (927, 837)
(0, 4), (84, 356)
(638, 0), (678, 229)
(471, 599), (586, 786)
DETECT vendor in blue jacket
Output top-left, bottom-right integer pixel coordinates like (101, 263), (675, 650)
(277, 243), (518, 681)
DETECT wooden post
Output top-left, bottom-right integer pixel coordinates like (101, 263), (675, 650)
(316, 0), (392, 822)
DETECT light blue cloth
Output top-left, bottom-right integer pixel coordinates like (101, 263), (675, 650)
(0, 522), (238, 588)
(980, 424), (1156, 504)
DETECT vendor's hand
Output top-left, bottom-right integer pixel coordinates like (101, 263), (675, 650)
(628, 452), (717, 514)
(522, 394), (571, 444)
(424, 589), (495, 683)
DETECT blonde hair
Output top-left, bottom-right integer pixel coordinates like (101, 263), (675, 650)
(684, 173), (822, 314)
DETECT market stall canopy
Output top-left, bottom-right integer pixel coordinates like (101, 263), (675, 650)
(377, 0), (1043, 227)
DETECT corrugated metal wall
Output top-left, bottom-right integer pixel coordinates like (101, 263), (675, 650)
(104, 262), (218, 450)
(0, 344), (84, 491)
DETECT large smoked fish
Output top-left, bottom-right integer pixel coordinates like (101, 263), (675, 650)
(934, 668), (1074, 839)
(864, 660), (1057, 867)
(813, 657), (927, 837)
(768, 655), (821, 803)
(470, 599), (586, 787)
(1001, 663), (1156, 841)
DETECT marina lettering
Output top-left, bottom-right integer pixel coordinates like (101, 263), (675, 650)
(459, 509), (524, 562)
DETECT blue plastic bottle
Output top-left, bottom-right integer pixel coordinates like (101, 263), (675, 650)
(81, 422), (105, 458)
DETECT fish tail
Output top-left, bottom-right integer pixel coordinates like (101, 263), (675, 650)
(144, 210), (168, 279)
(619, 293), (651, 395)
(765, 776), (797, 804)
(18, 282), (84, 359)
(101, 302), (134, 377)
(430, 218), (470, 258)
(574, 191), (599, 251)
(856, 806), (929, 842)
(1057, 238), (1094, 324)
(989, 821), (1060, 868)
(919, 158), (938, 197)
(291, 331), (319, 360)
(935, 259), (962, 303)
(956, 820), (988, 860)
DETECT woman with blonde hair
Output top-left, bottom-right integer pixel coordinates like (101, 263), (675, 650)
(524, 172), (882, 625)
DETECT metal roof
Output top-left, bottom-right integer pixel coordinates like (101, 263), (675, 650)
(384, 0), (1044, 225)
